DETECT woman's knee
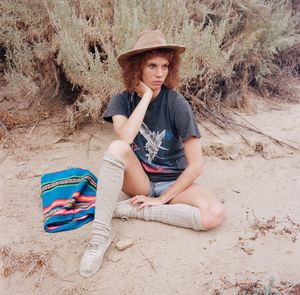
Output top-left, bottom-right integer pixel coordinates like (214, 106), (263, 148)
(201, 201), (225, 230)
(107, 140), (132, 158)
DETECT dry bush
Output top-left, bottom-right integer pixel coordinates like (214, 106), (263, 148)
(0, 1), (55, 99)
(0, 0), (299, 129)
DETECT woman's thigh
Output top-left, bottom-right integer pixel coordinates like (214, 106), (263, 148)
(107, 140), (150, 197)
(122, 153), (151, 197)
(168, 183), (220, 212)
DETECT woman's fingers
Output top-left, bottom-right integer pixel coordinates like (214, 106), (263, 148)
(130, 195), (154, 207)
(130, 195), (146, 206)
(129, 195), (163, 210)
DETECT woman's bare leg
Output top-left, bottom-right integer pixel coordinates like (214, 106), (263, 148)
(168, 184), (225, 229)
(107, 140), (150, 197)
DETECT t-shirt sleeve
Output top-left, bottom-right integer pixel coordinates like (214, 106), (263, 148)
(102, 92), (129, 123)
(173, 97), (201, 142)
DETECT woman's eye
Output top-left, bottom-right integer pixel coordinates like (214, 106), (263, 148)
(162, 65), (169, 70)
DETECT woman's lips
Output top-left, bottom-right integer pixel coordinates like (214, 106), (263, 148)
(152, 81), (163, 85)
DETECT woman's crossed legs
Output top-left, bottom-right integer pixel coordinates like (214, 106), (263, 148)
(108, 139), (225, 230)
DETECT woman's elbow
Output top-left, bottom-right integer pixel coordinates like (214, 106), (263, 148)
(114, 128), (133, 144)
(116, 134), (133, 145)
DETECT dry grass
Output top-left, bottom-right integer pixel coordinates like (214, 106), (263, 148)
(0, 109), (33, 131)
(0, 246), (53, 279)
(0, 108), (34, 143)
(236, 211), (300, 256)
(0, 107), (55, 145)
(216, 278), (300, 295)
(247, 211), (300, 241)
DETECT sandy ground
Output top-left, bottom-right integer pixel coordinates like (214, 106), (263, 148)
(0, 99), (300, 295)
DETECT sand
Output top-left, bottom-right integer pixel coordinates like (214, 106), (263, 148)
(0, 100), (299, 295)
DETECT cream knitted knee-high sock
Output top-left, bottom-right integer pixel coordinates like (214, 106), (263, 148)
(113, 199), (205, 231)
(80, 151), (125, 277)
(90, 151), (125, 244)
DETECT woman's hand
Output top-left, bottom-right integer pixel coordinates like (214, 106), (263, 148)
(130, 194), (166, 209)
(134, 80), (153, 98)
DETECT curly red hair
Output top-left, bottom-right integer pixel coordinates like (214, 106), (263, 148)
(121, 48), (181, 92)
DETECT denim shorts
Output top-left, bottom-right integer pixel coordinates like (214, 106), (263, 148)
(148, 180), (176, 198)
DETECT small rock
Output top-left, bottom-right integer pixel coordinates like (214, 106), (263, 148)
(116, 239), (134, 251)
(111, 254), (122, 262)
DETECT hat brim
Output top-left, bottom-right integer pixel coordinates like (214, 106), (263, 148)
(117, 44), (186, 67)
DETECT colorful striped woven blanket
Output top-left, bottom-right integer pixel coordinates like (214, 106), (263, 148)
(41, 168), (97, 233)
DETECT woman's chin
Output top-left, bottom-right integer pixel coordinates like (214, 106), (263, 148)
(150, 85), (162, 92)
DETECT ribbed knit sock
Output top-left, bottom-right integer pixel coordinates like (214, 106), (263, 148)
(113, 199), (205, 231)
(80, 151), (125, 277)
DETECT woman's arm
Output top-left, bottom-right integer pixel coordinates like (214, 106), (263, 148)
(112, 81), (152, 144)
(131, 137), (203, 208)
(159, 137), (203, 203)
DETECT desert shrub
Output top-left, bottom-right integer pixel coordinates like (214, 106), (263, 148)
(0, 1), (54, 99)
(0, 0), (298, 129)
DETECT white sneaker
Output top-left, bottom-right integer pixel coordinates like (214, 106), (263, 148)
(79, 235), (113, 278)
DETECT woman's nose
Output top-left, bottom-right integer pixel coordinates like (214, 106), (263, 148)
(155, 67), (163, 77)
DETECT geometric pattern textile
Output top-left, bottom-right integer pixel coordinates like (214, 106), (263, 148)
(41, 168), (97, 233)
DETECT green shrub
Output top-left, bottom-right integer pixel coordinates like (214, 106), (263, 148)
(0, 0), (298, 128)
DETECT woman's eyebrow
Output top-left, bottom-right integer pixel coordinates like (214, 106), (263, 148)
(147, 62), (169, 66)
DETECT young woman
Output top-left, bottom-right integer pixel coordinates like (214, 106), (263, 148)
(79, 30), (225, 277)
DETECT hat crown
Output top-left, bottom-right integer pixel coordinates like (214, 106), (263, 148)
(133, 30), (167, 50)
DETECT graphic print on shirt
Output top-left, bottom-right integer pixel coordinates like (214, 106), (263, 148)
(131, 143), (140, 151)
(139, 122), (168, 162)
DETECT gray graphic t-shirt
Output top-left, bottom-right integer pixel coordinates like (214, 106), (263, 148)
(103, 85), (201, 182)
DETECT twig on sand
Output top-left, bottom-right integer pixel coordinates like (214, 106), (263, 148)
(9, 252), (48, 295)
(220, 276), (235, 288)
(0, 119), (9, 142)
(39, 264), (46, 284)
(61, 270), (78, 279)
(184, 91), (300, 152)
(136, 246), (157, 272)
(220, 103), (299, 152)
(58, 270), (78, 282)
(80, 288), (109, 294)
(86, 134), (93, 160)
(0, 152), (8, 165)
(197, 116), (221, 138)
(218, 277), (300, 295)
(28, 120), (39, 136)
(230, 121), (297, 152)
(51, 61), (60, 99)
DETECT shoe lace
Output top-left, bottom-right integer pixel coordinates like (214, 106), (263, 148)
(86, 243), (101, 256)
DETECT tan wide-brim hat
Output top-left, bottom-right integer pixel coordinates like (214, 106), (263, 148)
(117, 30), (186, 67)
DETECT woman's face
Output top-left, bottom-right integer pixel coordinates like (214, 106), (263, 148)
(141, 56), (169, 92)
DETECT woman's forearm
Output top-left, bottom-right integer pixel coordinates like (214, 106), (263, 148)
(116, 92), (152, 143)
(160, 163), (203, 204)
